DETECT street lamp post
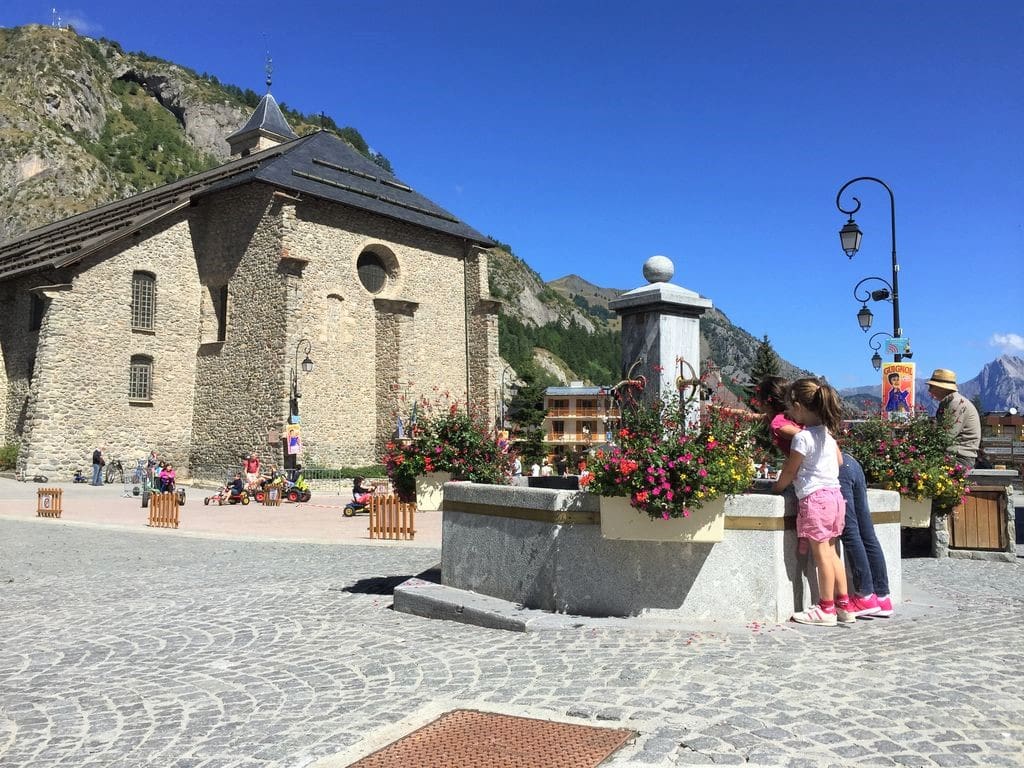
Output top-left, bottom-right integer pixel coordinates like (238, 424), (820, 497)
(836, 177), (904, 362)
(287, 339), (314, 470)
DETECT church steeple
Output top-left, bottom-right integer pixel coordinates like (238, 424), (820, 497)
(226, 53), (298, 157)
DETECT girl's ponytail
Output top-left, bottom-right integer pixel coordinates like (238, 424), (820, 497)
(788, 377), (844, 435)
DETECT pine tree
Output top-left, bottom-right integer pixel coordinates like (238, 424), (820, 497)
(749, 334), (781, 385)
(506, 370), (548, 464)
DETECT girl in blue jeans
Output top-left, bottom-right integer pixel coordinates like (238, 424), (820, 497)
(838, 454), (893, 617)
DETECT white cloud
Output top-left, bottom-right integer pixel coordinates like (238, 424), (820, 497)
(989, 332), (1024, 353)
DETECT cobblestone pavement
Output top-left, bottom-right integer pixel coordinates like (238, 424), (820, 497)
(1, 520), (1021, 768)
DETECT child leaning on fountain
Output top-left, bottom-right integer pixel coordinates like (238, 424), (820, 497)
(771, 378), (856, 627)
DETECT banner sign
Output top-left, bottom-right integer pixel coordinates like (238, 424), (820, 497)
(285, 424), (302, 455)
(881, 361), (915, 419)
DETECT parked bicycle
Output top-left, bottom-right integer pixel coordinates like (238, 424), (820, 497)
(104, 458), (125, 484)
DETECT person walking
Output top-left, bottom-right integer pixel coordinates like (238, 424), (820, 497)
(772, 378), (856, 627)
(91, 447), (105, 486)
(925, 368), (981, 467)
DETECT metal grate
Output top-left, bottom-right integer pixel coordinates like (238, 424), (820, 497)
(348, 709), (634, 768)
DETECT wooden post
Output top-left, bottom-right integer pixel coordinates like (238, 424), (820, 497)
(36, 488), (63, 518)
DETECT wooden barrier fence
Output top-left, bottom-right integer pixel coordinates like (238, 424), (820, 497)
(263, 485), (283, 506)
(148, 492), (180, 529)
(36, 488), (63, 518)
(368, 494), (416, 540)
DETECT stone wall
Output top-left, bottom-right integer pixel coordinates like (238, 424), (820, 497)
(15, 212), (202, 476)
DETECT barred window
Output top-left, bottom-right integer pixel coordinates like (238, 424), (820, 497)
(357, 251), (388, 294)
(131, 272), (156, 330)
(129, 355), (153, 401)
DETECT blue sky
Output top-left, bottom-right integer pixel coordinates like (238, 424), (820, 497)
(4, 1), (1022, 388)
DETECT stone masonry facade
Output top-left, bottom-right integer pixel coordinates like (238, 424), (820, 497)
(1, 182), (499, 479)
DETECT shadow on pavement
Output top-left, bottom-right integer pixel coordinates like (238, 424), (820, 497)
(343, 566), (440, 595)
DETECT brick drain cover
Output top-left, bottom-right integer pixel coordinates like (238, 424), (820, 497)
(348, 709), (635, 767)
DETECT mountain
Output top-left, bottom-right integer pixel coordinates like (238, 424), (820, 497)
(2, 24), (812, 394)
(839, 355), (1024, 414)
(961, 355), (1024, 412)
(0, 24), (385, 242)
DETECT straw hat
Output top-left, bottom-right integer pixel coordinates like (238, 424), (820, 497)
(925, 368), (958, 391)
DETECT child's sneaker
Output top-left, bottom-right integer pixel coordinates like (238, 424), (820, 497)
(791, 605), (838, 626)
(835, 606), (857, 625)
(873, 594), (894, 617)
(847, 593), (882, 617)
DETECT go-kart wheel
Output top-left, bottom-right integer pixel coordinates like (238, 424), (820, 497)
(301, 492), (311, 502)
(241, 494), (250, 505)
(286, 489), (300, 503)
(343, 506), (355, 517)
(204, 497), (210, 506)
(254, 491), (264, 503)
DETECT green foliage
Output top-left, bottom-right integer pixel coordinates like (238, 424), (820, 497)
(300, 464), (385, 479)
(506, 371), (548, 464)
(499, 314), (620, 386)
(571, 294), (613, 321)
(88, 78), (219, 188)
(584, 396), (757, 518)
(749, 335), (781, 386)
(0, 442), (18, 470)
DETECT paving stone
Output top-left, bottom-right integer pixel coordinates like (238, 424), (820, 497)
(0, 520), (1021, 768)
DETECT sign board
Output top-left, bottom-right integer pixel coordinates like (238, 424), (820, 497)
(881, 361), (915, 419)
(886, 337), (912, 355)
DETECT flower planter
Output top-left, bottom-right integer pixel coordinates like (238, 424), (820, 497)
(900, 495), (932, 528)
(415, 472), (450, 512)
(599, 495), (727, 543)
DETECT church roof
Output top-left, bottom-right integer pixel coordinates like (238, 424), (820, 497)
(0, 131), (492, 280)
(225, 92), (298, 143)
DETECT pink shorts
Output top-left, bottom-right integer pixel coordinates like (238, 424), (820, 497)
(797, 487), (845, 542)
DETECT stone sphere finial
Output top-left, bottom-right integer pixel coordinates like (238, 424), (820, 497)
(642, 255), (674, 284)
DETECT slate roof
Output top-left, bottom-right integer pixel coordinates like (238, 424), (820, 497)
(0, 131), (492, 281)
(225, 92), (298, 143)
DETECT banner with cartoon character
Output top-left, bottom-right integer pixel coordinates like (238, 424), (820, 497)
(881, 362), (915, 419)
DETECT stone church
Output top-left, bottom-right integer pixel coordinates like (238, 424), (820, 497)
(0, 92), (499, 479)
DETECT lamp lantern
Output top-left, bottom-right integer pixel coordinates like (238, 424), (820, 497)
(301, 354), (314, 374)
(839, 218), (862, 258)
(857, 304), (874, 332)
(871, 351), (882, 371)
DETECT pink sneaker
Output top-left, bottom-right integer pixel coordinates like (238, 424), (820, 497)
(847, 593), (882, 617)
(873, 595), (894, 618)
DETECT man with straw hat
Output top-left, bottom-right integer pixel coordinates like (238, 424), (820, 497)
(925, 368), (981, 467)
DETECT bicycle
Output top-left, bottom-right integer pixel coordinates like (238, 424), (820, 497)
(104, 458), (125, 484)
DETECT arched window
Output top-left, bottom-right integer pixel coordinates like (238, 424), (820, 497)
(357, 251), (389, 294)
(131, 272), (156, 330)
(129, 355), (153, 401)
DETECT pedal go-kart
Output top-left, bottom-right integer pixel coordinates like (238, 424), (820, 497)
(204, 486), (249, 505)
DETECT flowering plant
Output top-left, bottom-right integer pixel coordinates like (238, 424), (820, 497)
(582, 395), (757, 519)
(840, 415), (970, 508)
(382, 392), (511, 499)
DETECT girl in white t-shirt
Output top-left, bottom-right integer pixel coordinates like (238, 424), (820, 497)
(772, 378), (855, 627)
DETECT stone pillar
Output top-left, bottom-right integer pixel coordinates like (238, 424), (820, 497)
(608, 256), (711, 422)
